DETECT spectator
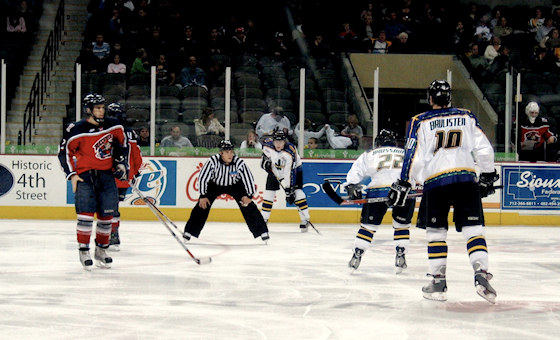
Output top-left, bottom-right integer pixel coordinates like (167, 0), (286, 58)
(255, 106), (293, 141)
(76, 43), (99, 74)
(306, 137), (319, 150)
(357, 14), (376, 43)
(293, 118), (326, 147)
(484, 36), (501, 64)
(341, 114), (364, 149)
(489, 8), (502, 30)
(473, 16), (492, 43)
(91, 33), (111, 69)
(366, 30), (391, 54)
(384, 10), (408, 40)
(489, 45), (512, 77)
(269, 32), (290, 60)
(389, 32), (414, 54)
(463, 43), (490, 83)
(128, 7), (152, 41)
(107, 54), (127, 74)
(194, 107), (225, 137)
(337, 21), (360, 52)
(137, 126), (150, 147)
(155, 53), (176, 86)
(359, 2), (374, 23)
(178, 55), (207, 90)
(240, 129), (263, 150)
(529, 47), (558, 74)
(6, 10), (27, 34)
(536, 17), (556, 44)
(517, 102), (558, 162)
(145, 26), (169, 59)
(160, 125), (194, 148)
(453, 20), (471, 54)
(17, 1), (35, 34)
(206, 59), (225, 88)
(107, 8), (124, 42)
(325, 125), (353, 149)
(309, 33), (334, 68)
(178, 25), (200, 64)
(130, 48), (150, 74)
(204, 27), (227, 56)
(528, 7), (545, 34)
(229, 26), (249, 57)
(492, 16), (513, 39)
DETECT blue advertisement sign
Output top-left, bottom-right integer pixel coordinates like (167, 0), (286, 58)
(302, 162), (360, 208)
(66, 160), (177, 206)
(502, 165), (560, 210)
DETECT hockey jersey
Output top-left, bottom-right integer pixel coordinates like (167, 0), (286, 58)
(518, 116), (556, 151)
(345, 146), (405, 197)
(262, 140), (302, 187)
(58, 117), (128, 179)
(115, 127), (143, 189)
(401, 107), (494, 191)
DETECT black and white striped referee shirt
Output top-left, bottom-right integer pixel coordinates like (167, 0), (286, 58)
(198, 154), (256, 197)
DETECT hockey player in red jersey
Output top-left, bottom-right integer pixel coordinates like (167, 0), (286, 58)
(58, 94), (129, 270)
(107, 102), (143, 251)
(517, 101), (557, 162)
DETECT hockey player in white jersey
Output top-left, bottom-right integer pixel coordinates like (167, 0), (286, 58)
(387, 80), (500, 303)
(344, 129), (416, 273)
(260, 130), (311, 231)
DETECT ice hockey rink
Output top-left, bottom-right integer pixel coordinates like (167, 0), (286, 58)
(1, 220), (559, 340)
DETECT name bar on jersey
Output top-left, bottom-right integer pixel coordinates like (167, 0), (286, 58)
(429, 117), (466, 130)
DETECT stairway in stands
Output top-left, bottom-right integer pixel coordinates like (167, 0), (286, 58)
(5, 0), (88, 148)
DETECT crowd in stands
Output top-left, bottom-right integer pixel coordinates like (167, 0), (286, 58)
(3, 0), (555, 155)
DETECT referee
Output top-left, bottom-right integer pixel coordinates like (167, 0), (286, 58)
(183, 140), (270, 242)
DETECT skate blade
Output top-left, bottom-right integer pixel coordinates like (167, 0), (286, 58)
(95, 260), (112, 269)
(300, 228), (308, 233)
(476, 285), (496, 304)
(108, 245), (120, 252)
(423, 292), (447, 301)
(395, 266), (404, 274)
(82, 264), (93, 271)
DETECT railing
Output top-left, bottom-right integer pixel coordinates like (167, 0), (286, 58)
(22, 0), (65, 145)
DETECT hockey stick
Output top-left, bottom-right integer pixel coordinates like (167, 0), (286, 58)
(322, 181), (503, 206)
(322, 180), (422, 205)
(130, 184), (212, 265)
(270, 170), (321, 235)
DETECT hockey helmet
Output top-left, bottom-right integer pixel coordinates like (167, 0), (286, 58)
(427, 80), (451, 107)
(375, 129), (397, 147)
(107, 102), (126, 123)
(273, 130), (287, 141)
(83, 93), (106, 114)
(218, 140), (234, 150)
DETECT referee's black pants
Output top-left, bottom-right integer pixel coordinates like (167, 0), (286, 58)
(185, 181), (269, 238)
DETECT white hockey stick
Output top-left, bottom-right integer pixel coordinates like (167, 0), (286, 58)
(130, 184), (212, 265)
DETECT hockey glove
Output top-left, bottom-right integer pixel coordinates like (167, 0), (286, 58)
(261, 156), (272, 173)
(113, 156), (129, 181)
(479, 170), (499, 198)
(285, 187), (296, 205)
(346, 184), (363, 200)
(386, 179), (412, 207)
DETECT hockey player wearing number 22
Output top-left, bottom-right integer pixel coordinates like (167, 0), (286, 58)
(344, 129), (416, 274)
(387, 80), (500, 303)
(260, 130), (311, 232)
(58, 94), (129, 271)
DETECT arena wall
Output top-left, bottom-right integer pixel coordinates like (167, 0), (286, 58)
(0, 155), (559, 226)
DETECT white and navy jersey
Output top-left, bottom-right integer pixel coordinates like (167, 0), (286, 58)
(262, 140), (302, 187)
(345, 146), (404, 195)
(198, 154), (256, 197)
(401, 107), (495, 191)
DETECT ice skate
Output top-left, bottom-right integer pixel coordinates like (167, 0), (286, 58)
(422, 267), (447, 301)
(79, 248), (93, 271)
(474, 262), (496, 304)
(261, 232), (270, 244)
(94, 246), (112, 269)
(348, 248), (364, 271)
(183, 231), (192, 241)
(395, 246), (407, 274)
(300, 221), (309, 233)
(108, 230), (120, 252)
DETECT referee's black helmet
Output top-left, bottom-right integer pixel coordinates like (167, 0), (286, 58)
(219, 140), (234, 150)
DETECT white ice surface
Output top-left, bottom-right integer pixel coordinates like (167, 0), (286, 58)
(0, 220), (559, 340)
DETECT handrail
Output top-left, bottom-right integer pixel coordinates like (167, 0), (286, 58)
(22, 0), (65, 145)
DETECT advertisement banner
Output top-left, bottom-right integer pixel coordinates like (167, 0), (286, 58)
(302, 161), (357, 208)
(501, 165), (560, 210)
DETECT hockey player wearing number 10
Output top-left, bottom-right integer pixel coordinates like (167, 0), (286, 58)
(344, 129), (416, 273)
(387, 80), (500, 303)
(260, 130), (311, 232)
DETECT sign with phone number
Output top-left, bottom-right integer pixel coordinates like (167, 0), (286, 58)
(501, 165), (560, 210)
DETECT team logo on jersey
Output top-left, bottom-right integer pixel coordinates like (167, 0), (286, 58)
(0, 164), (15, 198)
(274, 159), (285, 171)
(93, 134), (114, 160)
(229, 170), (239, 178)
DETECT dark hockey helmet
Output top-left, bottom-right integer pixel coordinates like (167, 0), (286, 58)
(219, 140), (234, 150)
(107, 102), (126, 123)
(272, 130), (287, 141)
(375, 129), (397, 147)
(83, 93), (106, 114)
(427, 79), (451, 107)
